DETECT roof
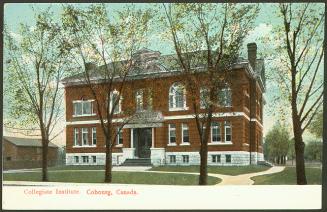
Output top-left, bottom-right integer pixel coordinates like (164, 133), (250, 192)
(61, 48), (265, 91)
(3, 136), (58, 148)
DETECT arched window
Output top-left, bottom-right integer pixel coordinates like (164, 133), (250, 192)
(169, 83), (186, 110)
(218, 86), (232, 107)
(109, 90), (122, 114)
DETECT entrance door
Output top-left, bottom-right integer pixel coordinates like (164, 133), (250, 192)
(133, 128), (152, 158)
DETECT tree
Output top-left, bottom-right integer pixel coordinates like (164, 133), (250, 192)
(308, 109), (323, 139)
(159, 3), (259, 185)
(264, 123), (290, 165)
(4, 8), (68, 181)
(272, 3), (324, 184)
(305, 140), (322, 162)
(61, 4), (152, 183)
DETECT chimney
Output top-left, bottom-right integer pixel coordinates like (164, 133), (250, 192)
(247, 43), (257, 71)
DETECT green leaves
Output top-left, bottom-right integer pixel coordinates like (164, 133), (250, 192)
(264, 123), (291, 160)
(4, 6), (67, 138)
(308, 110), (323, 138)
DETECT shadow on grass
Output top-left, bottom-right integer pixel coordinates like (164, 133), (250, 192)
(3, 171), (221, 185)
(251, 167), (322, 185)
(149, 165), (271, 176)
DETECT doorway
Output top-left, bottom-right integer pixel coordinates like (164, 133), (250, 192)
(133, 128), (152, 158)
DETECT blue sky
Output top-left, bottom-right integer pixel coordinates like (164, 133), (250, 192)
(3, 3), (324, 145)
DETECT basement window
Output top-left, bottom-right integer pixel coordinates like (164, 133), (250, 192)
(169, 155), (176, 164)
(182, 155), (189, 163)
(225, 155), (231, 163)
(212, 155), (221, 163)
(82, 156), (89, 163)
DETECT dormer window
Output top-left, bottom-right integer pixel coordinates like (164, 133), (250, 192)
(169, 83), (187, 111)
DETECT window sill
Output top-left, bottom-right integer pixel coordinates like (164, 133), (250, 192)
(169, 107), (189, 111)
(73, 145), (97, 148)
(208, 142), (233, 145)
(180, 143), (190, 146)
(73, 114), (96, 118)
(167, 143), (177, 146)
(115, 144), (123, 147)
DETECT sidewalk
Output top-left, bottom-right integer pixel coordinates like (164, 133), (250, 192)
(212, 166), (285, 185)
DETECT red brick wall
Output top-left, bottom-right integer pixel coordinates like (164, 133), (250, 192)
(64, 68), (264, 153)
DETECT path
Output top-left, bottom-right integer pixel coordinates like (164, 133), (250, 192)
(3, 166), (285, 186)
(211, 166), (285, 185)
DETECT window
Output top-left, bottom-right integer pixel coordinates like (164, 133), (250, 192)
(74, 156), (79, 163)
(200, 87), (209, 109)
(212, 155), (221, 163)
(182, 155), (189, 163)
(226, 155), (231, 163)
(147, 89), (153, 110)
(109, 90), (121, 114)
(169, 155), (176, 163)
(224, 121), (232, 142)
(168, 124), (176, 144)
(92, 156), (96, 163)
(218, 87), (232, 107)
(169, 83), (186, 110)
(182, 124), (189, 143)
(74, 128), (79, 146)
(82, 128), (89, 146)
(82, 156), (89, 163)
(92, 127), (97, 146)
(117, 128), (123, 145)
(73, 100), (94, 116)
(136, 90), (144, 111)
(211, 122), (221, 142)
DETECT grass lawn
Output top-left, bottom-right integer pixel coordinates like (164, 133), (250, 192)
(49, 165), (105, 170)
(149, 165), (270, 176)
(252, 167), (322, 185)
(3, 171), (221, 185)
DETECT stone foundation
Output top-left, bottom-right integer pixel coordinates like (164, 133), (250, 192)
(66, 153), (123, 166)
(66, 151), (264, 166)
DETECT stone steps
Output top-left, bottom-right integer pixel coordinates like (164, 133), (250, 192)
(121, 158), (152, 166)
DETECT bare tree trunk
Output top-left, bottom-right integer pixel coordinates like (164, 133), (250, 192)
(105, 137), (113, 183)
(42, 139), (49, 182)
(198, 108), (213, 185)
(294, 132), (307, 184)
(199, 138), (208, 185)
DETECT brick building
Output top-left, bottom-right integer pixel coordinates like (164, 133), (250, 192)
(62, 43), (265, 166)
(3, 136), (59, 169)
